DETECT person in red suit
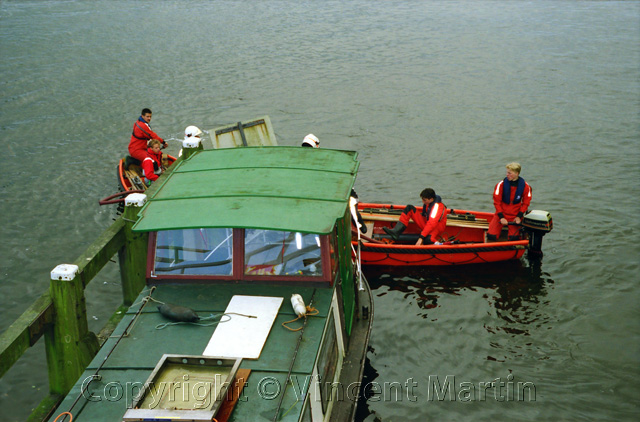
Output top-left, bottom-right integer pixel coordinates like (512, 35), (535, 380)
(383, 188), (447, 245)
(487, 162), (532, 241)
(129, 108), (166, 162)
(142, 139), (164, 185)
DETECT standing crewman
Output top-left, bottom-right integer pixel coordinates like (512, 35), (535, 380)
(129, 108), (167, 162)
(486, 162), (532, 241)
(383, 188), (447, 245)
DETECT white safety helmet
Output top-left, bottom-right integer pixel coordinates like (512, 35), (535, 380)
(184, 125), (203, 138)
(302, 133), (320, 148)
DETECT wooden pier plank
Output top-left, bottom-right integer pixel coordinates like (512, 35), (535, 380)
(0, 293), (53, 379)
(73, 217), (126, 289)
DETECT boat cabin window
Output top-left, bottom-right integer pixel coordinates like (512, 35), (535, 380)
(150, 228), (329, 281)
(153, 228), (233, 276)
(244, 229), (323, 277)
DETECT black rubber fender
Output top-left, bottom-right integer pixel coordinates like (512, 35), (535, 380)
(158, 303), (200, 322)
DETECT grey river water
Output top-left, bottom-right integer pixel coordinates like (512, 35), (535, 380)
(1, 1), (639, 421)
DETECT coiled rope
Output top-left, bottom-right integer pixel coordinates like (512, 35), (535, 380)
(281, 306), (319, 331)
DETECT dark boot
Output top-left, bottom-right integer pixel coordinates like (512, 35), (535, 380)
(383, 222), (406, 240)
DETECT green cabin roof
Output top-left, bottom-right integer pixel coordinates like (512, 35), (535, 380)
(132, 147), (359, 234)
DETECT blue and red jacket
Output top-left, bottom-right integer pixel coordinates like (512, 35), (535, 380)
(493, 177), (532, 219)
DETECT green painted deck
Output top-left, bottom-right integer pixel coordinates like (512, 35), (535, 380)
(132, 147), (359, 234)
(48, 283), (334, 422)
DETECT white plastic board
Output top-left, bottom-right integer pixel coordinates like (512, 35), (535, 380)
(202, 295), (283, 359)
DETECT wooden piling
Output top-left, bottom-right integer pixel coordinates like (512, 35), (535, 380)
(119, 193), (149, 305)
(181, 137), (203, 159)
(46, 265), (99, 394)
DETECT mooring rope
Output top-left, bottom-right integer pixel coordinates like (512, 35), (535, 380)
(155, 313), (232, 330)
(281, 306), (319, 331)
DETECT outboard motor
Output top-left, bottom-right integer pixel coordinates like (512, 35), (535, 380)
(521, 210), (553, 256)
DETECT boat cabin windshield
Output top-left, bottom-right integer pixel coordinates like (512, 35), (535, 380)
(154, 228), (234, 276)
(151, 228), (327, 280)
(244, 229), (322, 276)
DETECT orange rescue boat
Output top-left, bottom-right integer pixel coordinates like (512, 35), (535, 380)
(352, 202), (552, 266)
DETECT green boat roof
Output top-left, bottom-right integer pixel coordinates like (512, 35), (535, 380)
(132, 147), (359, 234)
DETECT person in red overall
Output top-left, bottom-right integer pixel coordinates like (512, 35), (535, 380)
(129, 108), (166, 162)
(487, 162), (532, 241)
(383, 188), (447, 245)
(142, 139), (164, 185)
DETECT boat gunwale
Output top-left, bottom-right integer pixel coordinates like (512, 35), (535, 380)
(358, 240), (529, 254)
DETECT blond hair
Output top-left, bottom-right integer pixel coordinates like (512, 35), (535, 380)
(506, 162), (521, 174)
(148, 139), (162, 148)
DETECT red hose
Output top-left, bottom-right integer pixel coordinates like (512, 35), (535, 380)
(98, 189), (145, 205)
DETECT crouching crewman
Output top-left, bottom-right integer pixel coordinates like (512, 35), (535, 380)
(383, 188), (447, 245)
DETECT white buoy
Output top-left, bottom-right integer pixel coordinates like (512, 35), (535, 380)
(291, 294), (306, 317)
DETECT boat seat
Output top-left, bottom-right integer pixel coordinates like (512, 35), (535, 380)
(364, 222), (374, 236)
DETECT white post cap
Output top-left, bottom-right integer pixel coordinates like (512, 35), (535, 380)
(183, 137), (201, 149)
(125, 193), (147, 207)
(51, 264), (79, 281)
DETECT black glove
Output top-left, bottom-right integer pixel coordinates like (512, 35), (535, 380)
(357, 212), (366, 233)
